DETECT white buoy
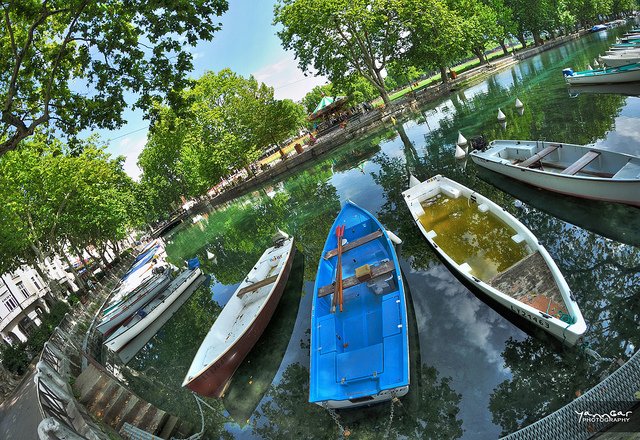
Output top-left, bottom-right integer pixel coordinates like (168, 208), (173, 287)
(386, 230), (403, 245)
(593, 58), (600, 66)
(587, 64), (593, 71)
(409, 175), (421, 188)
(515, 98), (524, 109)
(455, 144), (467, 159)
(456, 132), (468, 148)
(206, 250), (215, 260)
(497, 108), (506, 121)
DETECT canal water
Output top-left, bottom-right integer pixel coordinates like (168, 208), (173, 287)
(121, 26), (640, 439)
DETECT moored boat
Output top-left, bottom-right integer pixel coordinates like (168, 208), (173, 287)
(562, 62), (640, 84)
(104, 265), (203, 357)
(96, 272), (171, 337)
(309, 201), (409, 409)
(600, 51), (640, 67)
(182, 232), (296, 398)
(470, 140), (640, 206)
(402, 175), (586, 346)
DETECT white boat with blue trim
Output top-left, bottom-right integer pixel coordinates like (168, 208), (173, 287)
(563, 62), (640, 84)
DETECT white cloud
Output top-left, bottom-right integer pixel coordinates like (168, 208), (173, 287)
(252, 52), (328, 101)
(115, 132), (147, 181)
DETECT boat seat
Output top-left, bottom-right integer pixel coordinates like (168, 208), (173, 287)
(518, 145), (560, 168)
(561, 151), (600, 175)
(613, 159), (640, 179)
(324, 230), (383, 260)
(318, 260), (395, 298)
(440, 185), (461, 199)
(336, 343), (383, 383)
(237, 275), (278, 297)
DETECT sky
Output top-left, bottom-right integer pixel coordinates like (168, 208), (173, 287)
(102, 0), (327, 180)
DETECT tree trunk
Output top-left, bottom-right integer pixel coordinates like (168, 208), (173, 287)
(473, 47), (487, 64)
(517, 33), (527, 48)
(500, 40), (509, 56)
(58, 244), (87, 291)
(439, 66), (449, 85)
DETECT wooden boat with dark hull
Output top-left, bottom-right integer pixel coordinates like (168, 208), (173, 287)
(182, 233), (296, 398)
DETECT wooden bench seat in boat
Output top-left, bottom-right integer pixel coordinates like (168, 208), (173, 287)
(318, 260), (395, 298)
(613, 159), (640, 179)
(237, 275), (279, 297)
(488, 251), (566, 317)
(518, 145), (560, 168)
(561, 151), (600, 175)
(324, 230), (383, 259)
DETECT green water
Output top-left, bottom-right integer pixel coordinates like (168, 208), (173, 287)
(120, 26), (640, 439)
(419, 195), (529, 281)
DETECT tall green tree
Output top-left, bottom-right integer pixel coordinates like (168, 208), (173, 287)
(274, 0), (405, 105)
(0, 0), (228, 156)
(397, 0), (466, 84)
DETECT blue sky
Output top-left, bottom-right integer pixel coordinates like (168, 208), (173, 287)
(103, 0), (327, 179)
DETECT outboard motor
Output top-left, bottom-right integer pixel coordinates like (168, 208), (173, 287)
(562, 68), (574, 77)
(470, 135), (488, 151)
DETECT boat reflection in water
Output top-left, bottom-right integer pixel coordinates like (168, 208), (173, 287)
(476, 167), (640, 246)
(222, 251), (304, 426)
(568, 82), (640, 97)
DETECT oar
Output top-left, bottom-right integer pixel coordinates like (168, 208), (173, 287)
(336, 225), (345, 312)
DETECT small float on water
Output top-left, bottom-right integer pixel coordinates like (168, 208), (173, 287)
(182, 232), (296, 398)
(309, 201), (409, 409)
(402, 175), (586, 346)
(470, 140), (640, 207)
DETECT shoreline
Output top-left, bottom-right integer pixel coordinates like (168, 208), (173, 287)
(158, 29), (591, 231)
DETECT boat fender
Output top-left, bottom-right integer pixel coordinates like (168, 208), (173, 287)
(386, 230), (402, 245)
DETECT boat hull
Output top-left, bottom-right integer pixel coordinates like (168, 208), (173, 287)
(104, 268), (203, 354)
(566, 67), (640, 84)
(185, 245), (296, 398)
(402, 175), (586, 346)
(470, 146), (640, 207)
(96, 274), (171, 337)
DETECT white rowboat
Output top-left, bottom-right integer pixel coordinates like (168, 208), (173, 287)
(183, 234), (296, 397)
(563, 62), (640, 84)
(470, 140), (640, 207)
(402, 175), (586, 346)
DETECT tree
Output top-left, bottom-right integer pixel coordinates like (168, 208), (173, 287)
(274, 0), (405, 105)
(255, 99), (306, 149)
(455, 0), (504, 64)
(396, 0), (466, 84)
(0, 0), (228, 156)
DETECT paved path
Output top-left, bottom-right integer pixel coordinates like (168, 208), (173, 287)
(0, 366), (41, 440)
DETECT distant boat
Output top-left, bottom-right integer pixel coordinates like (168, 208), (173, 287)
(309, 201), (409, 409)
(104, 266), (203, 359)
(96, 272), (171, 337)
(600, 51), (640, 67)
(183, 233), (296, 397)
(562, 63), (640, 84)
(402, 175), (586, 346)
(470, 140), (640, 207)
(590, 24), (608, 32)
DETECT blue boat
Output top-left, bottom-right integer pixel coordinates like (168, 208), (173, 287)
(309, 201), (409, 409)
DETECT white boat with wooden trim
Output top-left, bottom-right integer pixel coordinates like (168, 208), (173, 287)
(104, 266), (203, 357)
(601, 50), (640, 67)
(470, 140), (640, 206)
(562, 62), (640, 84)
(183, 232), (296, 397)
(402, 175), (586, 346)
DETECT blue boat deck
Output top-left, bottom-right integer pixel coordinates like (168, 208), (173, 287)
(310, 203), (409, 405)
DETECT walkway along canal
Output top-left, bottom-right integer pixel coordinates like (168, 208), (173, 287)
(117, 24), (640, 439)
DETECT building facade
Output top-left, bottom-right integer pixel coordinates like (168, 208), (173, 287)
(0, 267), (52, 345)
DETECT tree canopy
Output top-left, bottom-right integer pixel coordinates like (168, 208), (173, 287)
(0, 0), (229, 156)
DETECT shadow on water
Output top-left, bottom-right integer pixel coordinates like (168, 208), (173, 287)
(222, 250), (305, 425)
(476, 167), (640, 247)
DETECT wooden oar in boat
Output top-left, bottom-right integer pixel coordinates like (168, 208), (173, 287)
(336, 225), (345, 312)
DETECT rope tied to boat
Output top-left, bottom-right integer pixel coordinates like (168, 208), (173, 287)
(384, 392), (400, 439)
(171, 393), (222, 440)
(322, 402), (350, 438)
